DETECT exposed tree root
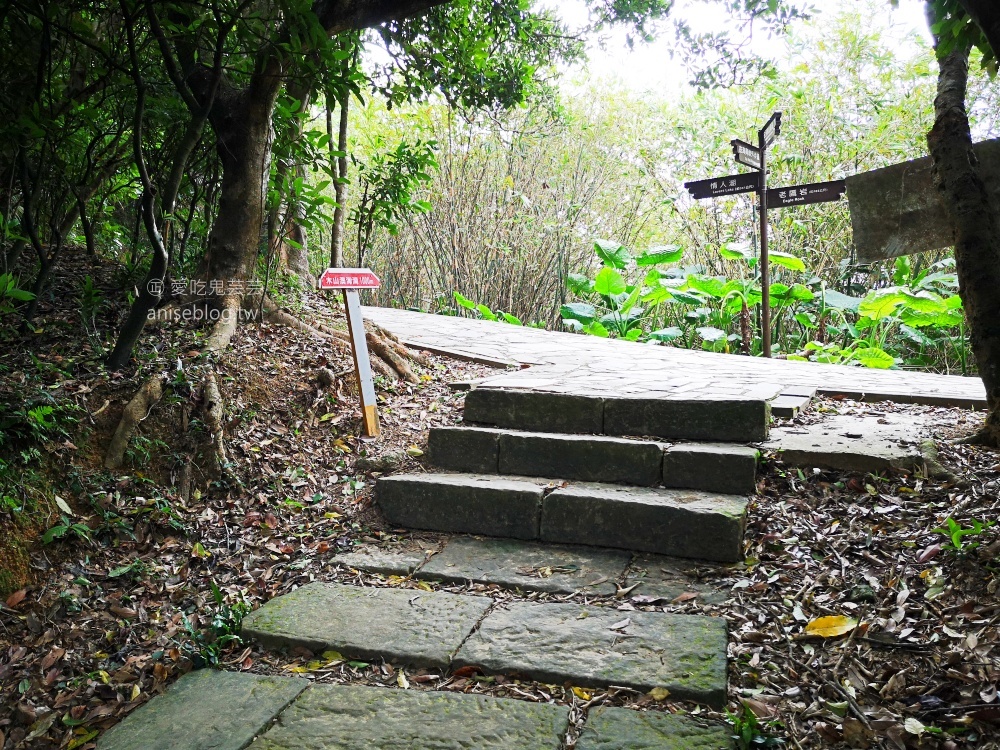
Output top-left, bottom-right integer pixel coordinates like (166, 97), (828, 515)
(105, 374), (164, 469)
(201, 369), (241, 488)
(203, 294), (241, 355)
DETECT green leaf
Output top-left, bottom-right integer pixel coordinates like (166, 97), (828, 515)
(593, 239), (631, 269)
(594, 267), (627, 296)
(476, 304), (497, 322)
(566, 273), (594, 295)
(854, 347), (895, 369)
(635, 245), (683, 266)
(648, 327), (683, 342)
(859, 288), (907, 320)
(820, 289), (861, 311)
(624, 328), (643, 341)
(582, 321), (610, 337)
(696, 326), (726, 342)
(719, 242), (753, 262)
(500, 312), (523, 325)
(769, 251), (806, 272)
(686, 275), (727, 299)
(560, 303), (596, 324)
(453, 291), (476, 310)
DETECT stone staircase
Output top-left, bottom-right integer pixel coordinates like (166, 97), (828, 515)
(376, 385), (765, 563)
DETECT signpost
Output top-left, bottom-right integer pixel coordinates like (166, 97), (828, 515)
(685, 112), (848, 357)
(318, 268), (381, 437)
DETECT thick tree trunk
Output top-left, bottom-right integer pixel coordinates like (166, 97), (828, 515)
(199, 80), (281, 296)
(927, 43), (1000, 443)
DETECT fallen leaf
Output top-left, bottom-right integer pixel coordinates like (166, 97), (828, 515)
(804, 615), (858, 638)
(54, 495), (73, 515)
(648, 687), (670, 700)
(609, 617), (631, 631)
(671, 591), (699, 603)
(571, 686), (591, 701)
(5, 589), (26, 608)
(405, 445), (424, 457)
(397, 670), (409, 689)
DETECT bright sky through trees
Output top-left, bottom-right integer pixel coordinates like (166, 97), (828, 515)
(551, 0), (931, 93)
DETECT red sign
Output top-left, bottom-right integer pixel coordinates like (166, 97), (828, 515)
(318, 268), (381, 290)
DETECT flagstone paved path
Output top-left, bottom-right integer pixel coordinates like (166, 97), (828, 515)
(98, 671), (733, 750)
(364, 306), (986, 408)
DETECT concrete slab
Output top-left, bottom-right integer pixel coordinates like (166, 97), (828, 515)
(464, 388), (604, 434)
(766, 414), (928, 473)
(248, 684), (570, 750)
(428, 426), (501, 474)
(377, 473), (545, 540)
(333, 548), (428, 576)
(576, 706), (734, 750)
(97, 670), (306, 750)
(603, 396), (771, 442)
(624, 553), (730, 605)
(417, 537), (629, 595)
(241, 582), (491, 668)
(453, 601), (728, 707)
(661, 443), (758, 495)
(541, 483), (747, 563)
(498, 430), (664, 486)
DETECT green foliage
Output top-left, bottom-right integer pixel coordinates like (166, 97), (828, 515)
(557, 239), (968, 370)
(180, 581), (252, 668)
(931, 517), (995, 554)
(41, 516), (93, 545)
(0, 273), (34, 318)
(727, 704), (785, 749)
(453, 291), (541, 327)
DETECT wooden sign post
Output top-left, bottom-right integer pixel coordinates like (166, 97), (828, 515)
(318, 268), (381, 437)
(685, 112), (847, 358)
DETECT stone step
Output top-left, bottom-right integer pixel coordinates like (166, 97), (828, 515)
(428, 426), (758, 494)
(241, 581), (728, 707)
(377, 473), (747, 562)
(464, 386), (770, 442)
(97, 670), (733, 750)
(334, 537), (729, 602)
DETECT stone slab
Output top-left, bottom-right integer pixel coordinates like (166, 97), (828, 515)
(624, 553), (730, 606)
(377, 473), (544, 539)
(541, 483), (747, 563)
(248, 684), (570, 750)
(766, 414), (927, 473)
(454, 601), (728, 707)
(464, 388), (604, 434)
(333, 548), (428, 576)
(428, 426), (501, 474)
(499, 430), (664, 486)
(98, 670), (307, 750)
(576, 706), (734, 750)
(661, 443), (759, 495)
(241, 582), (491, 668)
(417, 537), (630, 595)
(603, 397), (770, 442)
(846, 137), (1000, 262)
(769, 394), (811, 419)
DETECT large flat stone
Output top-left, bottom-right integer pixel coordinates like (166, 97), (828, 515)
(417, 537), (630, 595)
(624, 553), (730, 605)
(540, 483), (747, 563)
(576, 706), (734, 750)
(98, 670), (307, 750)
(333, 547), (428, 576)
(241, 582), (491, 668)
(661, 443), (759, 495)
(428, 426), (501, 474)
(454, 601), (728, 707)
(464, 388), (604, 434)
(603, 396), (770, 442)
(499, 431), (664, 486)
(248, 684), (570, 750)
(377, 473), (545, 539)
(766, 414), (927, 473)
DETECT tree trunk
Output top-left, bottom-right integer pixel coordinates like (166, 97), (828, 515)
(199, 79), (282, 297)
(927, 42), (1000, 443)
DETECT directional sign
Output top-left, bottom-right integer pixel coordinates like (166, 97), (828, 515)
(767, 180), (846, 209)
(759, 111), (782, 147)
(319, 267), (381, 289)
(732, 139), (762, 170)
(684, 172), (761, 199)
(317, 267), (382, 437)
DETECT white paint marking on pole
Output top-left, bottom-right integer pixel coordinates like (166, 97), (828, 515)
(318, 268), (381, 437)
